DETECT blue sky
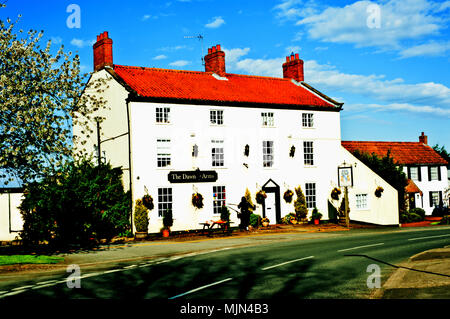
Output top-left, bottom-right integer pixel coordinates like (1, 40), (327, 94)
(2, 0), (449, 148)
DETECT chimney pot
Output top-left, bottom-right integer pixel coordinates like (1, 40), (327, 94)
(295, 53), (299, 60)
(216, 44), (221, 51)
(204, 44), (226, 77)
(419, 132), (428, 145)
(286, 56), (290, 62)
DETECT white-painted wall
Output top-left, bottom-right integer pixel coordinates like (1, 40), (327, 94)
(338, 148), (399, 226)
(129, 101), (343, 233)
(0, 192), (24, 241)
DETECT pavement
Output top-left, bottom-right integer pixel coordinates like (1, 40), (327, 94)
(372, 246), (450, 299)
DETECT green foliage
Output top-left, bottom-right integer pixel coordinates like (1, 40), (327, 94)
(351, 150), (408, 212)
(244, 188), (255, 213)
(134, 199), (149, 232)
(400, 208), (425, 223)
(0, 11), (108, 185)
(19, 158), (130, 248)
(220, 206), (230, 222)
(281, 213), (297, 224)
(409, 208), (425, 220)
(439, 216), (450, 225)
(163, 209), (173, 229)
(311, 207), (322, 220)
(294, 186), (308, 220)
(432, 144), (450, 163)
(249, 213), (261, 227)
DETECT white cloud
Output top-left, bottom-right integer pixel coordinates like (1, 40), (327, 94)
(276, 0), (448, 56)
(398, 41), (450, 58)
(222, 46), (450, 116)
(70, 38), (95, 48)
(169, 60), (190, 67)
(153, 54), (168, 60)
(205, 16), (225, 29)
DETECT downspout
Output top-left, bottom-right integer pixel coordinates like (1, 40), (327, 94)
(126, 96), (134, 234)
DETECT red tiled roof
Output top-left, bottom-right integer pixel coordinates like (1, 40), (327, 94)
(111, 65), (340, 108)
(405, 179), (422, 195)
(342, 141), (448, 165)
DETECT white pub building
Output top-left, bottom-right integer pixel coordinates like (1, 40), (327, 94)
(75, 32), (401, 234)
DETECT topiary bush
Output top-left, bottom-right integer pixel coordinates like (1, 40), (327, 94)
(249, 213), (261, 227)
(134, 199), (149, 233)
(294, 186), (308, 220)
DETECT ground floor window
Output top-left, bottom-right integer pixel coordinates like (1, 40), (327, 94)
(213, 186), (226, 215)
(356, 194), (368, 209)
(429, 191), (441, 207)
(158, 187), (172, 217)
(305, 183), (316, 209)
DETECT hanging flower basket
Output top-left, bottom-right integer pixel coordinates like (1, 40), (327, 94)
(375, 186), (384, 198)
(283, 189), (294, 203)
(255, 190), (267, 204)
(192, 193), (204, 209)
(142, 194), (154, 211)
(331, 187), (341, 200)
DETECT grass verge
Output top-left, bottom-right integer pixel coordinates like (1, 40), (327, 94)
(0, 255), (64, 266)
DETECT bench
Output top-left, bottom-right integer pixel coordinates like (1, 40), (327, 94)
(199, 220), (234, 235)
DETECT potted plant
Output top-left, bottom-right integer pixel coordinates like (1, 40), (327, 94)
(294, 186), (308, 222)
(142, 194), (154, 211)
(375, 186), (384, 198)
(161, 209), (173, 237)
(256, 190), (267, 205)
(283, 189), (294, 203)
(192, 192), (204, 209)
(311, 207), (322, 225)
(261, 217), (270, 227)
(134, 199), (149, 239)
(331, 187), (341, 200)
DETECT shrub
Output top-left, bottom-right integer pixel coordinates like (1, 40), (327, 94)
(408, 212), (422, 222)
(163, 209), (173, 229)
(220, 206), (230, 222)
(409, 208), (425, 221)
(281, 213), (297, 224)
(249, 214), (261, 227)
(311, 207), (322, 221)
(20, 158), (131, 248)
(294, 186), (308, 220)
(439, 215), (450, 225)
(244, 188), (255, 214)
(134, 199), (149, 232)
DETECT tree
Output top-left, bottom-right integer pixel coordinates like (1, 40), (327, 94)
(19, 158), (130, 248)
(432, 144), (450, 163)
(0, 8), (107, 186)
(244, 188), (255, 214)
(351, 150), (408, 212)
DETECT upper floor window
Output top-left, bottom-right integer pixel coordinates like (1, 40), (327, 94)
(261, 112), (274, 127)
(211, 139), (224, 167)
(302, 113), (314, 128)
(263, 141), (274, 167)
(428, 166), (441, 181)
(157, 139), (171, 168)
(156, 107), (170, 123)
(409, 166), (420, 181)
(210, 110), (224, 125)
(303, 141), (314, 165)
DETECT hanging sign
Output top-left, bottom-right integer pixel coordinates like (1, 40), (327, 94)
(338, 166), (353, 187)
(168, 169), (218, 183)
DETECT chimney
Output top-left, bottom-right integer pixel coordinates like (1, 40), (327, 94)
(204, 44), (226, 77)
(419, 132), (428, 145)
(93, 31), (113, 72)
(282, 53), (304, 82)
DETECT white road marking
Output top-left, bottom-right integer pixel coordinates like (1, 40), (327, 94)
(168, 277), (233, 299)
(123, 264), (137, 269)
(12, 285), (34, 291)
(0, 290), (27, 298)
(261, 256), (314, 271)
(103, 269), (124, 274)
(36, 280), (59, 286)
(407, 234), (450, 241)
(337, 243), (384, 252)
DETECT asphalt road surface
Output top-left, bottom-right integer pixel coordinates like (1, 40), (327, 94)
(1, 226), (449, 300)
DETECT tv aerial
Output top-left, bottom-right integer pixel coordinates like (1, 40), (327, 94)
(184, 34), (205, 66)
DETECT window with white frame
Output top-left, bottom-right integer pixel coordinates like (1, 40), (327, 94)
(263, 141), (274, 167)
(305, 183), (316, 209)
(303, 141), (314, 165)
(356, 194), (368, 209)
(210, 110), (224, 125)
(261, 112), (274, 127)
(211, 139), (224, 167)
(302, 113), (314, 128)
(409, 166), (419, 181)
(156, 107), (170, 123)
(213, 186), (226, 215)
(157, 139), (171, 167)
(430, 191), (440, 207)
(157, 187), (172, 217)
(429, 166), (439, 180)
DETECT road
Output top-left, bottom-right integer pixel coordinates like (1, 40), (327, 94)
(0, 226), (449, 300)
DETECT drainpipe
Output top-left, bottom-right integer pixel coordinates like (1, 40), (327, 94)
(126, 96), (134, 234)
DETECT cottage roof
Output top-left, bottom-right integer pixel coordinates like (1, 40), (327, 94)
(108, 65), (342, 109)
(341, 141), (448, 165)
